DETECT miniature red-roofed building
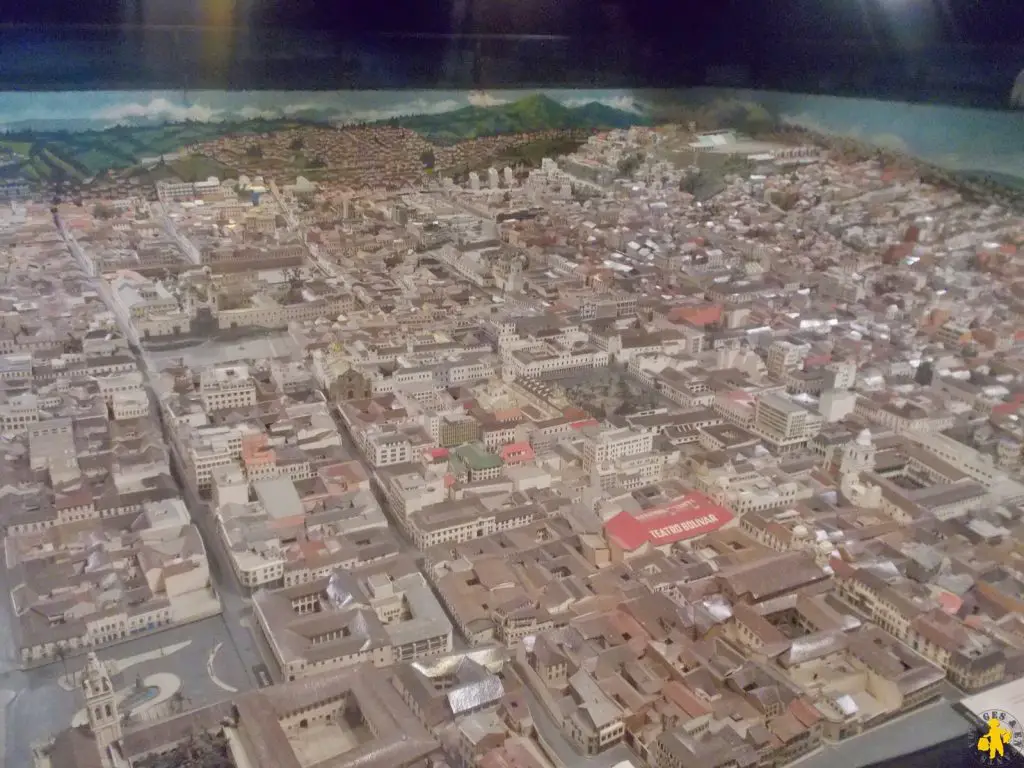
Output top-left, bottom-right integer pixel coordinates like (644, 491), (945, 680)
(604, 492), (734, 561)
(500, 441), (535, 464)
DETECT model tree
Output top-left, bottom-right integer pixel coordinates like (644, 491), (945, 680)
(914, 360), (934, 386)
(617, 154), (642, 177)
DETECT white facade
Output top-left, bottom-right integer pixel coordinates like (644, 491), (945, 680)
(582, 426), (655, 472)
(199, 364), (257, 412)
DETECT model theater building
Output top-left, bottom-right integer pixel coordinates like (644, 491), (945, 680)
(603, 491), (734, 560)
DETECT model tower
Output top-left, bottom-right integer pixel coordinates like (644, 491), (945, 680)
(841, 428), (876, 477)
(82, 652), (121, 766)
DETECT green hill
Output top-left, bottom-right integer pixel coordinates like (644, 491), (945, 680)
(571, 101), (647, 129)
(0, 140), (93, 183)
(0, 118), (307, 186)
(126, 154), (240, 186)
(386, 94), (648, 143)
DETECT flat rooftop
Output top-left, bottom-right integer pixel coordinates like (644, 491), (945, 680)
(960, 677), (1024, 727)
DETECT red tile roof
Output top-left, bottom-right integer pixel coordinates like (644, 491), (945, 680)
(936, 590), (963, 615)
(669, 303), (722, 327)
(604, 492), (733, 551)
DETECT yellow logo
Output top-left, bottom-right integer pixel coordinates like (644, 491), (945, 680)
(975, 710), (1024, 765)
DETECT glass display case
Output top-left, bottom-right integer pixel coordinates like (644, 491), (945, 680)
(1, 6), (1022, 768)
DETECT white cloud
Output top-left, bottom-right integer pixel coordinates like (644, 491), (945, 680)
(281, 103), (328, 116)
(1012, 69), (1024, 108)
(237, 106), (282, 120)
(332, 99), (464, 124)
(468, 91), (508, 107)
(92, 98), (220, 125)
(558, 95), (640, 113)
(86, 95), (471, 127)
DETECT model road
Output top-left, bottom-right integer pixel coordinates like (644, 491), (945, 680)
(156, 204), (202, 266)
(266, 159), (421, 550)
(57, 211), (262, 689)
(64, 201), (518, 690)
(59, 206), (405, 684)
(60, 202), (627, 765)
(509, 667), (639, 768)
(1, 215), (257, 763)
(268, 180), (341, 279)
(327, 405), (421, 550)
(792, 700), (971, 768)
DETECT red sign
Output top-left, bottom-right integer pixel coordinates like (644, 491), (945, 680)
(604, 492), (733, 551)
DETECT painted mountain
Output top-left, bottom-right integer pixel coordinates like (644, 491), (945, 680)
(380, 94), (649, 142)
(0, 120), (307, 184)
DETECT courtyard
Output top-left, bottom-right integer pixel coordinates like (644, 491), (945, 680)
(563, 368), (666, 418)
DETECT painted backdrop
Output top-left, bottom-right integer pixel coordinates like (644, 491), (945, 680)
(0, 88), (1020, 189)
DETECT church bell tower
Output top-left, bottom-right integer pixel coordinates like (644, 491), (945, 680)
(840, 429), (876, 477)
(82, 652), (121, 766)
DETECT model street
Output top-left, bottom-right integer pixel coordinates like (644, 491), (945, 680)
(792, 700), (972, 768)
(56, 212), (266, 686)
(56, 208), (424, 693)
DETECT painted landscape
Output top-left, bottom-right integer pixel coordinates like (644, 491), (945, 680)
(0, 119), (306, 185)
(0, 90), (651, 191)
(386, 94), (647, 143)
(0, 87), (1021, 194)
